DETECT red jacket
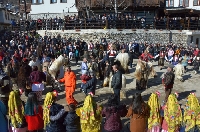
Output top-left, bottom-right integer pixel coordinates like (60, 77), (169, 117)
(25, 105), (44, 131)
(0, 51), (4, 61)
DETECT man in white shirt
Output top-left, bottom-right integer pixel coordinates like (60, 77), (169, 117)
(29, 55), (41, 71)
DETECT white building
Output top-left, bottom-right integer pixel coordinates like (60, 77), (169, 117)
(30, 0), (78, 19)
(166, 0), (200, 9)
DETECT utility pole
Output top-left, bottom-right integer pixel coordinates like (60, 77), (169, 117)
(114, 0), (117, 14)
(21, 0), (27, 19)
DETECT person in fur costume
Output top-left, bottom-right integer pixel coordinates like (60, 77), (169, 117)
(115, 49), (130, 74)
(102, 61), (111, 87)
(174, 59), (185, 82)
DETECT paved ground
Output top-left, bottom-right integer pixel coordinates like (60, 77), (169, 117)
(20, 59), (200, 132)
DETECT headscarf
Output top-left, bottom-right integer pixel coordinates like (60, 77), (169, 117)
(164, 93), (182, 132)
(184, 93), (200, 131)
(43, 91), (58, 128)
(8, 90), (25, 128)
(78, 95), (102, 131)
(147, 92), (161, 129)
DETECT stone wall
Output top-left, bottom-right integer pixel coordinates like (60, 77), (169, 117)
(37, 29), (193, 45)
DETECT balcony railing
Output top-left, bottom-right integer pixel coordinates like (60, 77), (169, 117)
(11, 18), (200, 31)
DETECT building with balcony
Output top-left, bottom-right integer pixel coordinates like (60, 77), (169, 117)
(165, 0), (200, 45)
(0, 4), (20, 30)
(30, 0), (78, 19)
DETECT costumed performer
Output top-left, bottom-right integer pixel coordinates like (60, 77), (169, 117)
(161, 93), (182, 132)
(147, 92), (162, 132)
(59, 65), (78, 105)
(174, 59), (185, 82)
(76, 94), (102, 132)
(183, 93), (200, 132)
(8, 90), (27, 132)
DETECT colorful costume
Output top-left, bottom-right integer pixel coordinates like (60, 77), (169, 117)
(76, 95), (102, 132)
(184, 93), (200, 132)
(59, 71), (77, 105)
(8, 91), (27, 132)
(148, 93), (161, 132)
(162, 94), (182, 132)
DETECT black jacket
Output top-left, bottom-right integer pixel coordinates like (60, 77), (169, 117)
(63, 111), (81, 132)
(46, 103), (66, 132)
(193, 60), (200, 70)
(111, 70), (122, 89)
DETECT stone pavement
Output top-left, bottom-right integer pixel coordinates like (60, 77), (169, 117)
(19, 59), (200, 132)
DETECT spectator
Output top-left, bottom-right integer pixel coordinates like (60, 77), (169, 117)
(111, 62), (122, 105)
(63, 104), (80, 132)
(0, 100), (8, 132)
(81, 58), (88, 75)
(29, 66), (46, 102)
(102, 95), (127, 132)
(82, 72), (96, 95)
(43, 91), (66, 132)
(25, 92), (44, 132)
(126, 93), (150, 132)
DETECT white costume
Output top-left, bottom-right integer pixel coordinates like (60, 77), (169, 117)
(49, 55), (65, 79)
(174, 63), (185, 81)
(116, 52), (129, 72)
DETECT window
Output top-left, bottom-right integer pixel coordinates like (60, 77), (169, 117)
(60, 0), (67, 3)
(166, 0), (174, 7)
(196, 38), (199, 45)
(32, 0), (43, 4)
(184, 0), (189, 6)
(191, 36), (193, 43)
(179, 0), (183, 6)
(51, 0), (57, 3)
(32, 0), (37, 4)
(194, 0), (200, 5)
(38, 0), (43, 3)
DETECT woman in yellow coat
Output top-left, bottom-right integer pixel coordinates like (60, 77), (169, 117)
(76, 94), (102, 132)
(147, 92), (162, 132)
(184, 93), (200, 131)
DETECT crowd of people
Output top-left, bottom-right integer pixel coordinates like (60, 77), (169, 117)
(0, 29), (199, 132)
(11, 14), (199, 31)
(1, 87), (200, 132)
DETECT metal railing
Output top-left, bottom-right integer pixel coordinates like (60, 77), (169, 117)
(11, 18), (200, 31)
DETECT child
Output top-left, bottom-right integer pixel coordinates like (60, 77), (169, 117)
(63, 104), (80, 132)
(193, 56), (200, 74)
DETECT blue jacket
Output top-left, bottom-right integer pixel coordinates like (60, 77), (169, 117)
(0, 101), (8, 132)
(82, 76), (97, 95)
(46, 103), (66, 132)
(63, 111), (80, 132)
